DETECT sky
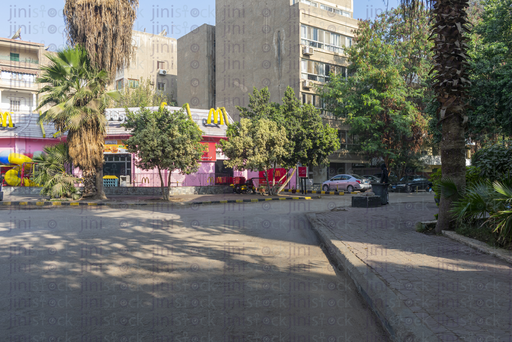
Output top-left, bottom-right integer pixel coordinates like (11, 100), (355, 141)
(2, 0), (400, 50)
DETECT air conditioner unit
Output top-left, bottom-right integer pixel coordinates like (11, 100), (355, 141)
(302, 80), (311, 88)
(158, 69), (167, 76)
(302, 46), (314, 55)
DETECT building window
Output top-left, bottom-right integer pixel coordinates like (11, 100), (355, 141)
(10, 100), (20, 112)
(301, 59), (347, 83)
(157, 82), (165, 91)
(301, 24), (352, 54)
(128, 79), (139, 88)
(116, 79), (124, 89)
(10, 53), (19, 62)
(157, 61), (165, 69)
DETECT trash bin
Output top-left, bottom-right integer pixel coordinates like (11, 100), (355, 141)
(371, 183), (389, 205)
(0, 174), (3, 201)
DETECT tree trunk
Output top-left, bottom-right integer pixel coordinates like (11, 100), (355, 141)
(264, 168), (271, 196)
(81, 170), (96, 198)
(93, 167), (107, 200)
(166, 169), (173, 201)
(435, 113), (466, 233)
(277, 167), (297, 194)
(157, 167), (169, 201)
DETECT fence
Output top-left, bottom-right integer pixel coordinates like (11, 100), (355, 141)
(131, 173), (232, 187)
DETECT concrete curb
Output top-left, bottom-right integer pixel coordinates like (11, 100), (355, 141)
(306, 213), (438, 342)
(0, 196), (320, 210)
(442, 230), (512, 266)
(285, 189), (360, 195)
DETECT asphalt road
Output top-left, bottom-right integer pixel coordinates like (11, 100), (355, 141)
(0, 193), (434, 341)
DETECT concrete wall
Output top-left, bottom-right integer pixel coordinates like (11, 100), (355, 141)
(177, 24), (216, 109)
(215, 0), (302, 120)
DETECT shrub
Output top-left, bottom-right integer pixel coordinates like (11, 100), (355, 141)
(472, 145), (512, 182)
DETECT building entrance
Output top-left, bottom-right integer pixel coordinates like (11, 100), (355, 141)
(103, 154), (132, 178)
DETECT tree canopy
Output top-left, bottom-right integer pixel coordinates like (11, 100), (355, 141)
(122, 107), (204, 200)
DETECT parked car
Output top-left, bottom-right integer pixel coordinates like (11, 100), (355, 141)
(391, 176), (433, 193)
(363, 175), (381, 183)
(350, 174), (372, 191)
(322, 174), (367, 192)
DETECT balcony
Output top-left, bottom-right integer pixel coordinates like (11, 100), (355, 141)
(0, 79), (39, 91)
(0, 55), (39, 65)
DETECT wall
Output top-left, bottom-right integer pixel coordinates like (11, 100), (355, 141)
(177, 24), (216, 109)
(1, 90), (34, 112)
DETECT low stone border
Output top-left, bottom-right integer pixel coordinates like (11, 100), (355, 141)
(285, 189), (360, 195)
(306, 213), (438, 342)
(442, 230), (512, 266)
(0, 196), (319, 210)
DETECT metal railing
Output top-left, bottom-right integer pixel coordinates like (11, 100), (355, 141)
(0, 55), (39, 64)
(131, 173), (233, 187)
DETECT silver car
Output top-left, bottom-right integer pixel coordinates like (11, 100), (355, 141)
(322, 174), (366, 192)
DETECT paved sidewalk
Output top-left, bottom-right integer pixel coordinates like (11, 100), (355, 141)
(307, 202), (512, 342)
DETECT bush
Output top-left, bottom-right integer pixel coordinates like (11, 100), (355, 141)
(472, 145), (512, 182)
(430, 166), (481, 207)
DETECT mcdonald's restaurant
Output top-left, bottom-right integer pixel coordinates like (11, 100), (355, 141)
(103, 105), (249, 195)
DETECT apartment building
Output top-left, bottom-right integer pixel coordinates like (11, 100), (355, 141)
(0, 38), (51, 114)
(178, 0), (365, 182)
(113, 30), (178, 103)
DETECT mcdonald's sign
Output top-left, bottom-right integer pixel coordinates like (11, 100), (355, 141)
(1, 112), (14, 128)
(142, 177), (150, 184)
(205, 107), (229, 126)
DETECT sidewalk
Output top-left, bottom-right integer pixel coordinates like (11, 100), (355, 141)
(307, 202), (512, 342)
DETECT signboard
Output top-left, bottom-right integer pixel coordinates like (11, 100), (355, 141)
(103, 140), (127, 154)
(298, 166), (308, 178)
(201, 142), (217, 161)
(259, 168), (287, 183)
(216, 148), (228, 160)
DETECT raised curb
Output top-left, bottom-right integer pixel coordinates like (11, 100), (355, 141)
(306, 213), (437, 342)
(285, 189), (361, 195)
(0, 196), (319, 210)
(442, 230), (512, 266)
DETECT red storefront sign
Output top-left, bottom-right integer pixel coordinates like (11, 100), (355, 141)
(201, 142), (217, 161)
(298, 166), (308, 178)
(259, 168), (287, 184)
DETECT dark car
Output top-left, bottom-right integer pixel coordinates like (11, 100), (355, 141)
(392, 175), (433, 193)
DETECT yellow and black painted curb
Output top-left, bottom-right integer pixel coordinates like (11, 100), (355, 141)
(0, 196), (320, 209)
(285, 189), (360, 195)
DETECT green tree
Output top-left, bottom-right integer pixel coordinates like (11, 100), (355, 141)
(237, 87), (340, 193)
(122, 106), (204, 201)
(220, 118), (289, 196)
(318, 12), (429, 172)
(108, 78), (176, 108)
(37, 46), (119, 199)
(465, 0), (512, 145)
(33, 143), (79, 199)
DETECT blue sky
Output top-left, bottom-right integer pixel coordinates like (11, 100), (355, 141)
(2, 0), (399, 50)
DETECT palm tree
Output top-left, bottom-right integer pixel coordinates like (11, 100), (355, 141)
(36, 46), (119, 199)
(63, 0), (139, 80)
(396, 0), (471, 233)
(33, 143), (79, 199)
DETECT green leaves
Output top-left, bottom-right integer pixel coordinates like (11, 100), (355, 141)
(123, 107), (204, 199)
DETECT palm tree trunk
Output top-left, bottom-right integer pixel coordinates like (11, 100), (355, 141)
(436, 113), (466, 232)
(432, 0), (470, 233)
(94, 167), (107, 200)
(81, 170), (96, 198)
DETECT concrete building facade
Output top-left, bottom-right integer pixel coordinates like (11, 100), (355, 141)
(0, 38), (53, 115)
(178, 0), (365, 182)
(113, 30), (178, 103)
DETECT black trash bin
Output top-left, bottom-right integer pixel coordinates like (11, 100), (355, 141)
(371, 183), (389, 205)
(0, 175), (3, 202)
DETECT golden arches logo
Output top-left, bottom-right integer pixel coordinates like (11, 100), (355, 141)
(1, 112), (14, 128)
(207, 107), (229, 126)
(207, 176), (215, 184)
(275, 170), (282, 177)
(142, 177), (150, 184)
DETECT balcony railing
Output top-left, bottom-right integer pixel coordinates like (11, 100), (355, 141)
(0, 79), (39, 90)
(0, 55), (39, 64)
